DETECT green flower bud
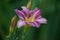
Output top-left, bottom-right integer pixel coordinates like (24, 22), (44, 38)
(26, 0), (31, 9)
(8, 15), (17, 38)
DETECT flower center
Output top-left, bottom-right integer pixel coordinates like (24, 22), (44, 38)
(25, 16), (35, 22)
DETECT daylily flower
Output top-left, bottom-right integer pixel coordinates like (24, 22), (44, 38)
(15, 6), (47, 28)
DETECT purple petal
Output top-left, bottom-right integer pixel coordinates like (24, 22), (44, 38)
(36, 16), (41, 19)
(28, 21), (40, 28)
(29, 8), (39, 17)
(21, 6), (29, 13)
(28, 10), (33, 18)
(17, 20), (26, 28)
(32, 7), (41, 15)
(15, 9), (25, 20)
(30, 8), (41, 20)
(36, 18), (47, 24)
(33, 21), (40, 28)
(21, 6), (30, 17)
(29, 9), (40, 18)
(34, 10), (41, 19)
(33, 7), (39, 13)
(31, 10), (40, 19)
(33, 8), (41, 19)
(28, 22), (36, 27)
(21, 10), (27, 16)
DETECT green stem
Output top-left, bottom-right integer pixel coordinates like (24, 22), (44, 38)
(22, 32), (25, 40)
(22, 25), (30, 40)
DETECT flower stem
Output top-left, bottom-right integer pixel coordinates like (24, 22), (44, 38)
(22, 31), (25, 40)
(22, 25), (30, 40)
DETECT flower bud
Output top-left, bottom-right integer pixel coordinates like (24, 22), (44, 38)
(26, 0), (31, 9)
(8, 15), (17, 37)
(10, 15), (17, 28)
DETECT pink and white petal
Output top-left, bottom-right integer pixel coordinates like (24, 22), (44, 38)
(29, 8), (37, 16)
(21, 10), (27, 16)
(15, 9), (25, 20)
(28, 21), (40, 28)
(28, 22), (36, 27)
(29, 10), (33, 13)
(28, 8), (39, 17)
(36, 16), (41, 19)
(32, 7), (41, 14)
(21, 6), (30, 17)
(21, 6), (29, 13)
(28, 10), (33, 17)
(32, 10), (40, 18)
(32, 8), (41, 19)
(34, 10), (42, 20)
(36, 18), (47, 24)
(33, 7), (39, 13)
(17, 20), (26, 28)
(33, 21), (40, 28)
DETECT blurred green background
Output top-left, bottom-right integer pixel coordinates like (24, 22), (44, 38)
(0, 0), (60, 40)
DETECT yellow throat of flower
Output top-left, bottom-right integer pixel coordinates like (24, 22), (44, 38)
(25, 16), (35, 22)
